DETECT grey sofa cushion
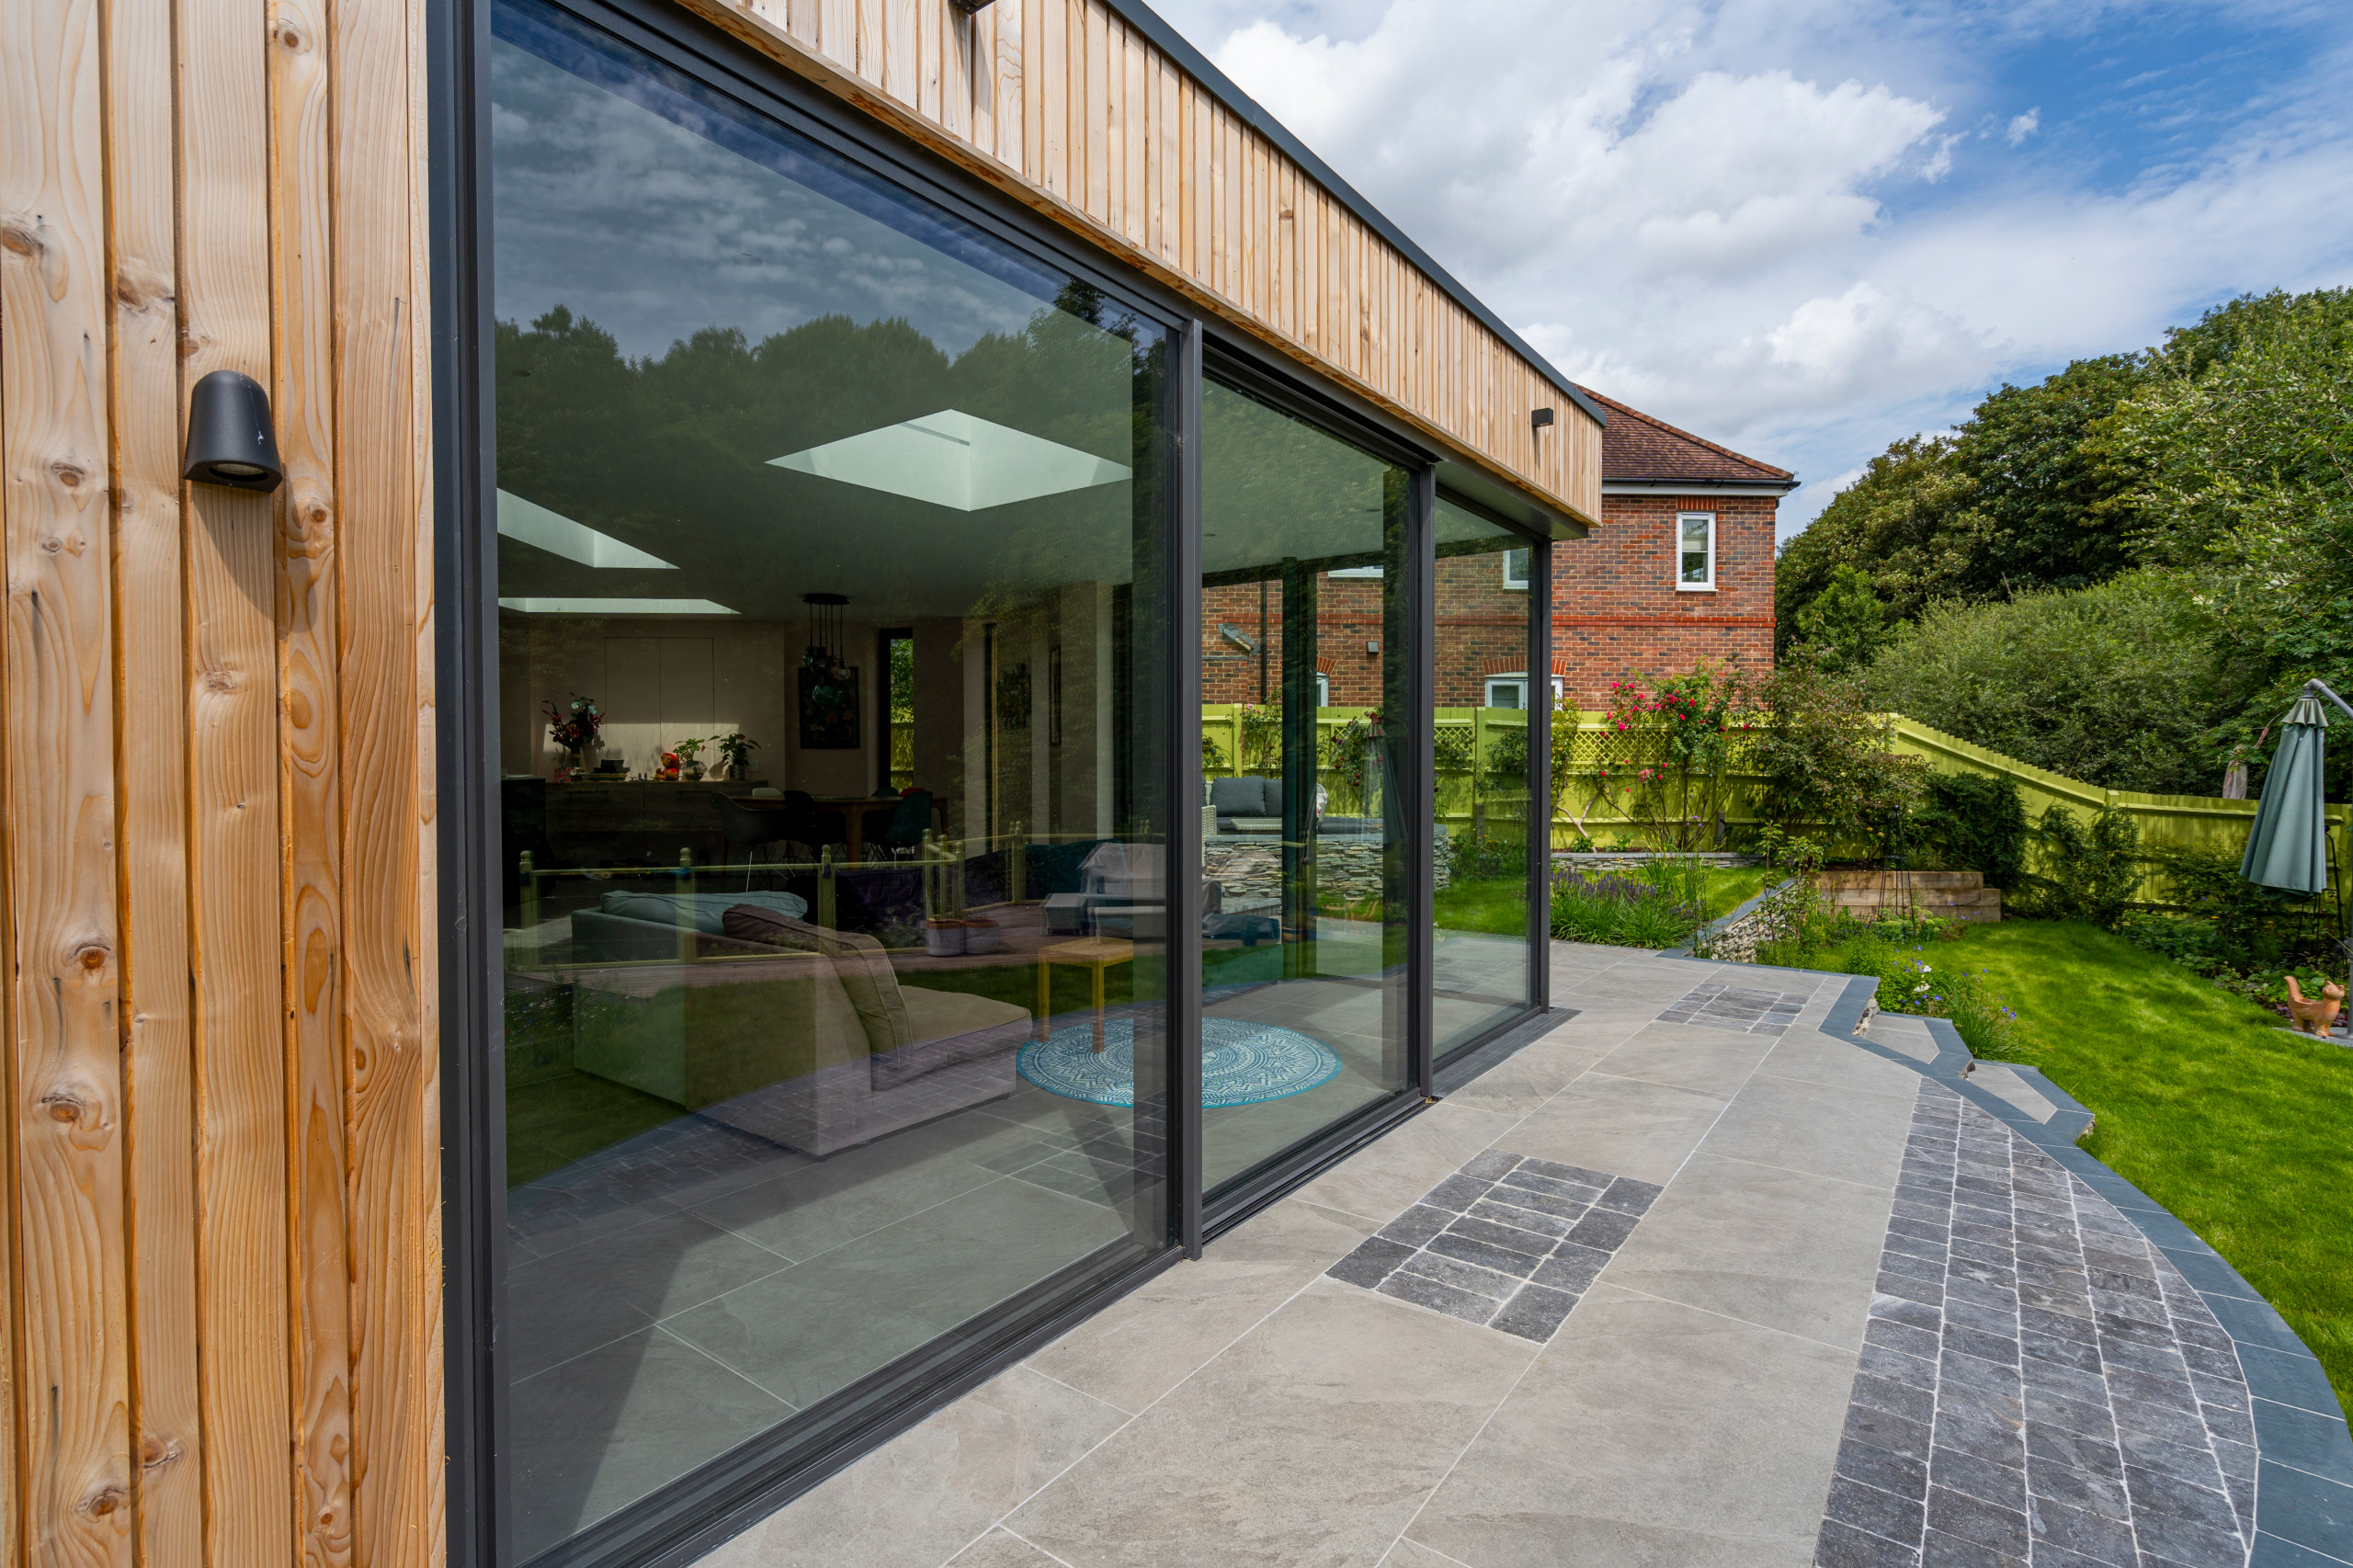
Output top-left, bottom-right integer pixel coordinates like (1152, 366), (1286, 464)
(1260, 777), (1284, 821)
(1209, 776), (1264, 816)
(721, 905), (912, 1055)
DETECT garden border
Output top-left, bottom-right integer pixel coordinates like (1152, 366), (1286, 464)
(1806, 972), (2353, 1565)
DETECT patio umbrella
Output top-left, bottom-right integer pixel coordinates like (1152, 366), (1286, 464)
(2239, 688), (2333, 895)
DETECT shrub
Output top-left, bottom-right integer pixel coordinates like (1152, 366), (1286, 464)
(1749, 656), (1927, 861)
(1911, 772), (2030, 891)
(2021, 804), (2142, 928)
(2143, 842), (2336, 970)
(1549, 868), (1702, 949)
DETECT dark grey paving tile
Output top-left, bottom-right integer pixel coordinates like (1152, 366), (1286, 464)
(1827, 1475), (1926, 1547)
(1378, 1203), (1455, 1248)
(1425, 1229), (1546, 1279)
(1925, 1487), (2029, 1558)
(1328, 1235), (1416, 1289)
(1816, 1515), (1924, 1567)
(1929, 1446), (2027, 1513)
(1839, 1437), (1930, 1500)
(1489, 1282), (1580, 1342)
(1376, 1267), (1498, 1324)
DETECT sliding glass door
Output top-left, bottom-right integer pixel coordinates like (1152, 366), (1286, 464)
(1432, 497), (1548, 1059)
(490, 5), (1172, 1556)
(1195, 378), (1415, 1194)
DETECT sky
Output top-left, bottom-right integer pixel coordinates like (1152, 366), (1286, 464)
(1142, 0), (2353, 537)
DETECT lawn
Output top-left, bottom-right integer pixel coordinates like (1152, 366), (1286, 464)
(1928, 920), (2353, 1414)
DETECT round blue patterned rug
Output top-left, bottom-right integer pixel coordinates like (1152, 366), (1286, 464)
(1017, 1017), (1345, 1108)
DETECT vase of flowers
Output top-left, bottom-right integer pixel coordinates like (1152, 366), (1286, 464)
(543, 694), (603, 780)
(714, 731), (759, 781)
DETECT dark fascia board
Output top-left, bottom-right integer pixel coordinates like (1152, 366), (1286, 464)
(1097, 0), (1608, 434)
(1440, 457), (1587, 540)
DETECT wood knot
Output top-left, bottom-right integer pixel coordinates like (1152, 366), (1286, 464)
(75, 941), (110, 972)
(1, 221), (39, 257)
(80, 1483), (128, 1517)
(199, 667), (238, 694)
(140, 1434), (184, 1471)
(277, 23), (305, 48)
(40, 1087), (88, 1122)
(51, 460), (85, 488)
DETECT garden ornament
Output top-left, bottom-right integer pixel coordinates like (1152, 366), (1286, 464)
(2283, 975), (2344, 1038)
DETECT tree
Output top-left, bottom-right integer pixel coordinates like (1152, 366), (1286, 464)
(1792, 563), (1891, 673)
(1748, 657), (1926, 862)
(1865, 571), (2233, 796)
(1950, 354), (2144, 594)
(1775, 436), (1976, 651)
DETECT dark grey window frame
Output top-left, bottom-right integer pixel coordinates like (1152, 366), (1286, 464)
(428, 0), (1548, 1560)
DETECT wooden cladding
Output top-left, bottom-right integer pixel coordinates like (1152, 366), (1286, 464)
(1, 0), (437, 1562)
(678, 0), (1606, 526)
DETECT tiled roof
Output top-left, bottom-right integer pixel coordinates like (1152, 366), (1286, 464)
(1574, 385), (1795, 486)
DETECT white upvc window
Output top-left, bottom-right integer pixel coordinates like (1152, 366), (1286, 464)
(1501, 548), (1530, 590)
(1677, 512), (1716, 590)
(1483, 672), (1563, 710)
(1315, 672), (1331, 707)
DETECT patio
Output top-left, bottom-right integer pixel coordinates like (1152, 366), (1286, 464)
(685, 943), (2353, 1568)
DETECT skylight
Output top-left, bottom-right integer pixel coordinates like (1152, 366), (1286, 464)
(496, 489), (676, 569)
(768, 409), (1131, 512)
(496, 597), (736, 616)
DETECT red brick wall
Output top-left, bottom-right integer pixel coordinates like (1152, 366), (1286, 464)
(1191, 496), (1777, 715)
(1551, 492), (1777, 708)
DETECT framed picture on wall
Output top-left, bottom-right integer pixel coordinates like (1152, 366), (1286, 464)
(798, 653), (861, 749)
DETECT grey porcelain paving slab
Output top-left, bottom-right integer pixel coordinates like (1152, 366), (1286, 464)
(667, 1178), (1130, 1409)
(1864, 1013), (1941, 1065)
(1436, 1041), (1605, 1119)
(513, 1326), (792, 1562)
(1962, 1059), (2059, 1124)
(1590, 1023), (1779, 1096)
(699, 1366), (1127, 1568)
(1698, 1069), (1915, 1189)
(1291, 1101), (1524, 1225)
(506, 1206), (797, 1379)
(1382, 1536), (1477, 1567)
(1024, 1197), (1374, 1414)
(1495, 1071), (1730, 1186)
(1006, 1280), (1534, 1568)
(1603, 1153), (1894, 1350)
(1406, 1282), (1850, 1568)
(942, 1529), (1070, 1567)
(1754, 1029), (1927, 1100)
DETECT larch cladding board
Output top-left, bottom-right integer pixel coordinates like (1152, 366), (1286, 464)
(681, 0), (1606, 527)
(1, 0), (438, 1562)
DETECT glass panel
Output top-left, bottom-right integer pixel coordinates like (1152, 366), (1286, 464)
(1680, 515), (1712, 584)
(1197, 381), (1411, 1193)
(1434, 498), (1540, 1057)
(491, 5), (1170, 1556)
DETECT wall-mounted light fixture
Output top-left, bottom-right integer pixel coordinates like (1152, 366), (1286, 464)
(948, 0), (994, 12)
(1218, 623), (1257, 653)
(1530, 406), (1555, 433)
(182, 369), (285, 493)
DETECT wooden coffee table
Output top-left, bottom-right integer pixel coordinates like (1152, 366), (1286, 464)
(1035, 937), (1135, 1052)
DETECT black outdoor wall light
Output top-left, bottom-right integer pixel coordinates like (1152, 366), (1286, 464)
(182, 369), (285, 493)
(948, 0), (993, 13)
(1530, 406), (1555, 432)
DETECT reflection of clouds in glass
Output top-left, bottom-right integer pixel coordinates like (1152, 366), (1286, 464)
(491, 37), (1040, 360)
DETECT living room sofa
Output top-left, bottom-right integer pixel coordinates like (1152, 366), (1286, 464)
(567, 903), (1032, 1157)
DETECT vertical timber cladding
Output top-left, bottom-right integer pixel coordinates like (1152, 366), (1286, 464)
(680, 0), (1605, 525)
(1, 0), (437, 1561)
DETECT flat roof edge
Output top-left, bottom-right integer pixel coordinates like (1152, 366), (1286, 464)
(1097, 0), (1608, 432)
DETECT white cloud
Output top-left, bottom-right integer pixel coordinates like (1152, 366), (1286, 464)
(1147, 0), (2353, 529)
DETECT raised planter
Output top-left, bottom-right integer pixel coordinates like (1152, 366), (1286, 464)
(1818, 869), (2002, 924)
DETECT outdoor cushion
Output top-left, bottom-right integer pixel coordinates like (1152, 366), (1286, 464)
(598, 889), (807, 933)
(1209, 776), (1264, 816)
(1260, 777), (1284, 821)
(874, 988), (1032, 1090)
(722, 905), (911, 1054)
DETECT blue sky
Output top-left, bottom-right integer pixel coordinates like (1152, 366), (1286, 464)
(1144, 0), (2353, 535)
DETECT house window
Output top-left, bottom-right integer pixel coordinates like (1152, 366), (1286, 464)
(1315, 672), (1331, 707)
(1501, 548), (1530, 590)
(1483, 672), (1563, 710)
(1677, 512), (1715, 590)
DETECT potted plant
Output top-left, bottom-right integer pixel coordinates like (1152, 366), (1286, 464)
(674, 734), (710, 781)
(713, 731), (759, 781)
(542, 694), (603, 780)
(962, 915), (1000, 954)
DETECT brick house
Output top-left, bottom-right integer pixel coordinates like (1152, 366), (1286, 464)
(1552, 386), (1797, 709)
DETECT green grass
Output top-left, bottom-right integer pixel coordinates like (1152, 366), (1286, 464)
(1436, 875), (1533, 937)
(1702, 868), (1768, 920)
(1938, 921), (2353, 1415)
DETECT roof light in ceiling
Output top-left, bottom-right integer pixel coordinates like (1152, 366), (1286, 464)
(768, 409), (1131, 512)
(496, 489), (676, 569)
(496, 597), (737, 616)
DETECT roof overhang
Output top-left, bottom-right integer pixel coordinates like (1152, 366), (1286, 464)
(1441, 458), (1591, 540)
(1602, 480), (1798, 498)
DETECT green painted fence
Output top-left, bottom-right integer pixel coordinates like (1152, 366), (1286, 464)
(1199, 705), (2347, 900)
